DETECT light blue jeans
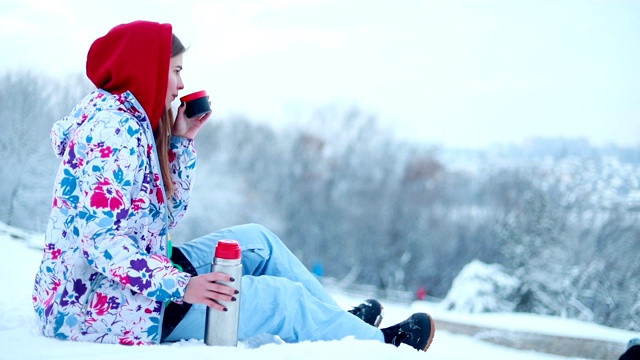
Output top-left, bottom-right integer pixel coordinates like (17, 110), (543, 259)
(162, 223), (384, 344)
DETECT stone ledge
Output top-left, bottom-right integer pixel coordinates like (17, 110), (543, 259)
(435, 319), (627, 359)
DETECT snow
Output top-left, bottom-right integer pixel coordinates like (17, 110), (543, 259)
(1, 223), (636, 360)
(440, 260), (520, 313)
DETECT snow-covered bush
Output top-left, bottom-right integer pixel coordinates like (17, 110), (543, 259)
(441, 259), (521, 313)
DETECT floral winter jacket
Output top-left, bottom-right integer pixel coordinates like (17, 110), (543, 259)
(32, 89), (194, 345)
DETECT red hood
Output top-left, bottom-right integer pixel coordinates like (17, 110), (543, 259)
(86, 20), (172, 131)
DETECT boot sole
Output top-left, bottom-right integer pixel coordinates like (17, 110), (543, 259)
(374, 303), (384, 328)
(422, 313), (436, 351)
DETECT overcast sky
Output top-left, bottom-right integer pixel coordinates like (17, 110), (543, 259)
(1, 0), (638, 148)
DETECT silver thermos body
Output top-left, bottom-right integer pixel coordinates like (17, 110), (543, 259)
(204, 240), (242, 346)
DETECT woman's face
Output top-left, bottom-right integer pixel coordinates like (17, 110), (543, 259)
(166, 53), (184, 110)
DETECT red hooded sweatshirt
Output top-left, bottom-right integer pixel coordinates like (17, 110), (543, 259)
(86, 20), (172, 130)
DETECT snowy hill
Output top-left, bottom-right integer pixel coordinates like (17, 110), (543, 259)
(1, 222), (636, 360)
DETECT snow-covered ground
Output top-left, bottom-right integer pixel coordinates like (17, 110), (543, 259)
(1, 223), (636, 360)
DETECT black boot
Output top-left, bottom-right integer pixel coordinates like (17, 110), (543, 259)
(348, 299), (384, 328)
(381, 313), (435, 351)
(619, 338), (640, 360)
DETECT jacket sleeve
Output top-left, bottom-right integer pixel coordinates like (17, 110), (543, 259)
(75, 113), (191, 303)
(165, 136), (197, 229)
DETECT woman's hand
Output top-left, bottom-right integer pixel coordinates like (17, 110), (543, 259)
(172, 102), (212, 140)
(183, 272), (238, 311)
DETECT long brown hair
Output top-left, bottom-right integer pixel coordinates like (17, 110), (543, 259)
(155, 34), (186, 199)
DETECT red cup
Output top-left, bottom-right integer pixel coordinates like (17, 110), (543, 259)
(180, 90), (211, 118)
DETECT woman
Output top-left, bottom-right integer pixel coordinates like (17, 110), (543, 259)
(32, 20), (435, 351)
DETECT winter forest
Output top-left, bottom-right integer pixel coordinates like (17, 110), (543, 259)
(1, 71), (639, 334)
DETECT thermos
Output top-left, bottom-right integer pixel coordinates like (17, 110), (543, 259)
(204, 239), (242, 346)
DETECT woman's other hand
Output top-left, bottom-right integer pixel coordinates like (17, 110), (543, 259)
(183, 272), (238, 311)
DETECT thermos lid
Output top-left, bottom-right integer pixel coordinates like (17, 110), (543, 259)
(215, 239), (241, 259)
